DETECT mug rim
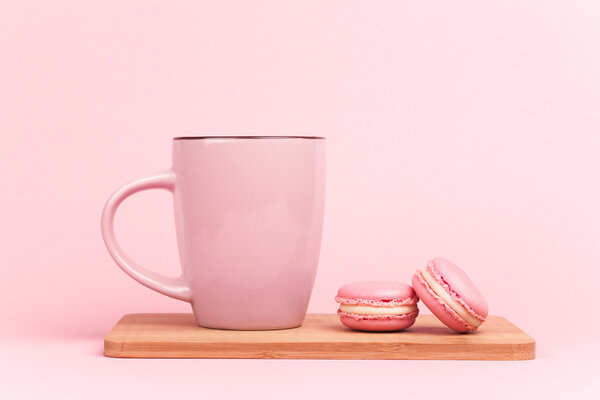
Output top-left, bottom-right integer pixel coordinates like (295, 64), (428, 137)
(173, 136), (325, 140)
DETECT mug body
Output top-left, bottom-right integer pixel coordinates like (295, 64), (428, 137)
(172, 137), (325, 329)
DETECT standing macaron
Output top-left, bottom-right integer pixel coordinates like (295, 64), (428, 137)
(412, 257), (488, 333)
(335, 282), (419, 332)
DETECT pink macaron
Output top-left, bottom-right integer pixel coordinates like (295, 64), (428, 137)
(412, 257), (488, 333)
(335, 281), (419, 332)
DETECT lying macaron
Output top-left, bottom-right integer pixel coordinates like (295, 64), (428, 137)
(412, 257), (488, 333)
(335, 281), (419, 332)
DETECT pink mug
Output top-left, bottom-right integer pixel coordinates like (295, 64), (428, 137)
(101, 136), (326, 330)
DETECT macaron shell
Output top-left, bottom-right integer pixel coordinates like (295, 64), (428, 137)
(428, 258), (488, 318)
(336, 281), (417, 305)
(339, 312), (418, 332)
(412, 272), (473, 333)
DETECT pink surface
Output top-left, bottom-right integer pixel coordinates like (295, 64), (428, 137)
(102, 137), (325, 330)
(2, 1), (600, 398)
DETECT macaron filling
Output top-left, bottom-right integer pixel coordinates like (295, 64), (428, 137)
(339, 304), (418, 315)
(418, 267), (484, 328)
(334, 296), (418, 307)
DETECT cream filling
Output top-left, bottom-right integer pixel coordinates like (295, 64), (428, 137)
(339, 304), (418, 315)
(420, 268), (482, 327)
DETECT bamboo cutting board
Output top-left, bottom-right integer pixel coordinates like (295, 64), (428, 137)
(104, 313), (535, 360)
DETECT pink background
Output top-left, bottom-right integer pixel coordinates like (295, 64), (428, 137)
(1, 1), (599, 398)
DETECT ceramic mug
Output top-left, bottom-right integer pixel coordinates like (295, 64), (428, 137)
(101, 136), (326, 330)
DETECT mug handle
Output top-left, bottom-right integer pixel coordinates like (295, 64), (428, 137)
(101, 170), (192, 302)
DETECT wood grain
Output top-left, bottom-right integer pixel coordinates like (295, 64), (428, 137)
(104, 313), (535, 360)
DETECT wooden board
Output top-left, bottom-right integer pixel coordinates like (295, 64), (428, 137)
(104, 313), (535, 360)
